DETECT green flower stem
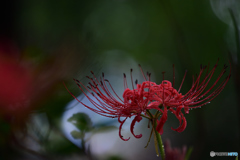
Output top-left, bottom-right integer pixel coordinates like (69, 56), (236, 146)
(141, 114), (151, 120)
(145, 127), (154, 148)
(184, 147), (193, 160)
(146, 110), (165, 160)
(154, 121), (165, 160)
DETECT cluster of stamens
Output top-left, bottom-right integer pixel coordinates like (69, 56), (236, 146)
(64, 59), (231, 141)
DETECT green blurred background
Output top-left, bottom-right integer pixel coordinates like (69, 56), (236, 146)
(0, 0), (239, 160)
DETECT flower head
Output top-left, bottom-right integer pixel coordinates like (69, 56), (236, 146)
(148, 60), (231, 134)
(64, 69), (155, 141)
(65, 60), (231, 140)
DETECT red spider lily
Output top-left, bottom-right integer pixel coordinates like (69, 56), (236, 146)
(65, 60), (231, 141)
(64, 69), (158, 141)
(147, 60), (231, 134)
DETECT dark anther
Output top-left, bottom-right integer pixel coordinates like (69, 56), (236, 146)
(93, 81), (97, 86)
(77, 84), (80, 87)
(97, 93), (100, 96)
(138, 64), (141, 67)
(162, 71), (165, 74)
(135, 79), (138, 84)
(102, 72), (105, 77)
(93, 84), (98, 88)
(87, 86), (91, 89)
(123, 73), (126, 78)
(130, 68), (133, 72)
(75, 79), (80, 83)
(100, 81), (103, 85)
(91, 92), (94, 96)
(148, 73), (151, 77)
(91, 71), (94, 74)
(73, 78), (76, 81)
(105, 79), (109, 82)
(86, 76), (90, 79)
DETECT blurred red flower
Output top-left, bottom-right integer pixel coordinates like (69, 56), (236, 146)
(0, 39), (33, 115)
(164, 139), (187, 160)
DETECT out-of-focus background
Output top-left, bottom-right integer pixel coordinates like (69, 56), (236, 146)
(0, 0), (239, 160)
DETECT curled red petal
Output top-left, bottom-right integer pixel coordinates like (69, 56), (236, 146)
(177, 116), (187, 132)
(118, 117), (130, 141)
(175, 105), (184, 116)
(130, 115), (142, 138)
(156, 106), (168, 134)
(171, 113), (187, 132)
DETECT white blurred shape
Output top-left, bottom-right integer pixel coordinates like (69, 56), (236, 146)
(210, 0), (240, 26)
(210, 0), (240, 63)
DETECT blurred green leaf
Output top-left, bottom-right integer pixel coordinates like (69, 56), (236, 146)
(68, 113), (92, 131)
(44, 128), (82, 155)
(70, 130), (84, 139)
(184, 146), (193, 160)
(0, 118), (11, 147)
(92, 125), (117, 134)
(0, 118), (10, 134)
(106, 155), (124, 160)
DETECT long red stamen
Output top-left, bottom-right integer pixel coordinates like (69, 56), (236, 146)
(178, 70), (187, 93)
(138, 64), (147, 81)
